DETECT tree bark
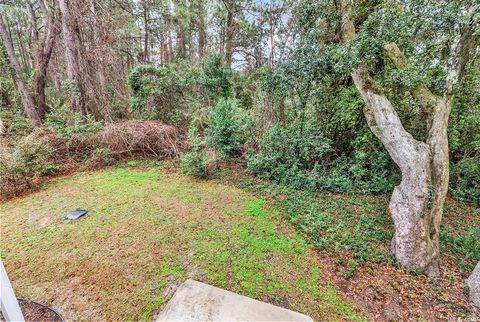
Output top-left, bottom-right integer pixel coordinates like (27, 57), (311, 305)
(176, 0), (187, 59)
(90, 0), (112, 122)
(33, 0), (58, 120)
(26, 0), (39, 47)
(197, 1), (207, 57)
(0, 115), (4, 135)
(0, 16), (41, 125)
(14, 23), (32, 70)
(466, 261), (480, 309)
(352, 67), (439, 275)
(142, 0), (149, 62)
(177, 24), (187, 58)
(59, 0), (86, 115)
(222, 0), (235, 69)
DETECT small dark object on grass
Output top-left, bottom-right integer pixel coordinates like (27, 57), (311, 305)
(66, 209), (88, 220)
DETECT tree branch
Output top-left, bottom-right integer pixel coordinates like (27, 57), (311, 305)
(338, 0), (424, 169)
(383, 43), (438, 108)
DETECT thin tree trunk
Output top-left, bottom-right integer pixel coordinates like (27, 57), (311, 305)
(26, 0), (39, 48)
(59, 0), (86, 115)
(225, 6), (234, 68)
(33, 0), (58, 120)
(90, 0), (112, 122)
(254, 5), (264, 68)
(15, 25), (31, 70)
(142, 1), (149, 62)
(177, 24), (187, 58)
(0, 115), (4, 135)
(159, 32), (165, 65)
(198, 7), (206, 57)
(0, 16), (41, 125)
(176, 0), (187, 59)
(167, 18), (173, 63)
(222, 0), (235, 69)
(269, 9), (275, 67)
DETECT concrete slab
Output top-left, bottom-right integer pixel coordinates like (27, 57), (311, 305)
(156, 279), (313, 321)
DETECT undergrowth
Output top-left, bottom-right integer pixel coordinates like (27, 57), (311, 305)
(226, 173), (479, 277)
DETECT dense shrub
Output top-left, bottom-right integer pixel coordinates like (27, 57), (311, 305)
(449, 158), (480, 206)
(349, 130), (400, 194)
(247, 122), (332, 191)
(198, 54), (233, 101)
(319, 157), (354, 193)
(0, 108), (35, 138)
(0, 132), (57, 198)
(448, 59), (480, 161)
(181, 123), (207, 178)
(206, 97), (247, 160)
(0, 48), (21, 115)
(45, 104), (102, 139)
(126, 56), (233, 125)
(127, 64), (186, 122)
(128, 64), (163, 119)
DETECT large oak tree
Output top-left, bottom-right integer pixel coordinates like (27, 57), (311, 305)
(337, 0), (478, 275)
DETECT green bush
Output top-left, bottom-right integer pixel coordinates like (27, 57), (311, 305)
(319, 157), (354, 193)
(128, 64), (163, 119)
(247, 122), (332, 191)
(182, 124), (207, 178)
(449, 158), (480, 206)
(45, 103), (103, 140)
(198, 54), (233, 102)
(206, 97), (247, 160)
(0, 132), (57, 198)
(0, 109), (35, 138)
(349, 147), (400, 194)
(127, 64), (185, 122)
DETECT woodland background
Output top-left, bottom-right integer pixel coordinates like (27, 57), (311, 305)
(1, 0), (478, 205)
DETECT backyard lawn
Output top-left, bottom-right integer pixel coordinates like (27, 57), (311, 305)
(0, 164), (362, 321)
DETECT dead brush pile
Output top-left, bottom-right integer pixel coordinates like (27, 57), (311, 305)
(36, 130), (98, 166)
(0, 121), (185, 199)
(100, 120), (186, 160)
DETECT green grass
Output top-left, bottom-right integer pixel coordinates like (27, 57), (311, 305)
(0, 164), (364, 321)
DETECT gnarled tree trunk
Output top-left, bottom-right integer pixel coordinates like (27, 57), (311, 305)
(351, 67), (442, 275)
(338, 0), (462, 276)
